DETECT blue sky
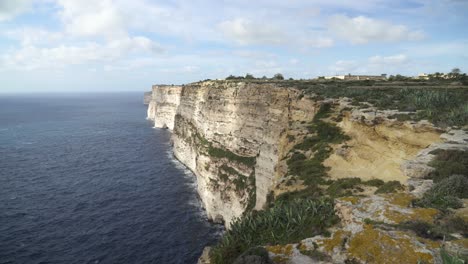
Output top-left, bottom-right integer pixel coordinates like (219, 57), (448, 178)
(0, 0), (467, 93)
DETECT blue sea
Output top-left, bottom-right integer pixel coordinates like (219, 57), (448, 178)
(0, 93), (222, 264)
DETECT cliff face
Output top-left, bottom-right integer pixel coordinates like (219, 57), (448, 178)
(147, 81), (316, 225)
(143, 91), (152, 105)
(146, 81), (455, 229)
(147, 85), (183, 130)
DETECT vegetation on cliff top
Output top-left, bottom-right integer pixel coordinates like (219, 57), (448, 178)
(286, 103), (350, 187)
(216, 75), (468, 127)
(210, 198), (338, 264)
(414, 149), (468, 210)
(301, 87), (468, 127)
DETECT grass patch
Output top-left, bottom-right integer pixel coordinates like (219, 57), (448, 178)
(232, 247), (272, 263)
(325, 178), (388, 197)
(275, 186), (323, 204)
(244, 173), (256, 213)
(293, 86), (468, 127)
(414, 175), (467, 210)
(326, 178), (362, 197)
(288, 103), (350, 186)
(427, 149), (468, 183)
(397, 221), (448, 240)
(441, 248), (465, 264)
(415, 149), (467, 210)
(208, 146), (256, 167)
(210, 198), (338, 264)
(365, 179), (385, 187)
(374, 181), (403, 194)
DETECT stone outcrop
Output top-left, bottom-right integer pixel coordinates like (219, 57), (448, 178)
(265, 194), (453, 264)
(402, 128), (468, 197)
(147, 81), (316, 226)
(147, 85), (183, 130)
(143, 91), (152, 105)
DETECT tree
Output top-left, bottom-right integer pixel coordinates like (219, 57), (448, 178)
(245, 73), (255, 79)
(273, 73), (284, 80)
(451, 68), (461, 75)
(449, 68), (461, 79)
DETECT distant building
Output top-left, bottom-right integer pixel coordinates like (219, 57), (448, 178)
(417, 73), (430, 80)
(324, 75), (345, 80)
(324, 73), (387, 81)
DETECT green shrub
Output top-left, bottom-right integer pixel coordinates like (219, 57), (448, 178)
(398, 221), (447, 240)
(232, 247), (272, 264)
(415, 175), (467, 210)
(441, 216), (468, 237)
(374, 181), (403, 194)
(293, 86), (468, 127)
(275, 186), (323, 203)
(326, 178), (362, 197)
(208, 146), (256, 167)
(287, 134), (295, 142)
(308, 121), (351, 144)
(210, 198), (338, 264)
(429, 174), (468, 198)
(313, 103), (332, 121)
(440, 247), (465, 264)
(428, 149), (468, 182)
(364, 179), (385, 187)
(287, 104), (349, 186)
(416, 195), (462, 210)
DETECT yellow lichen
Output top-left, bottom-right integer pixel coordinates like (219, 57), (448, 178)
(387, 193), (414, 207)
(384, 206), (438, 224)
(297, 242), (308, 251)
(321, 230), (349, 252)
(348, 225), (434, 264)
(411, 208), (439, 223)
(266, 244), (293, 256)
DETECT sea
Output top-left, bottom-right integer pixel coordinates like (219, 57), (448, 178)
(0, 93), (222, 264)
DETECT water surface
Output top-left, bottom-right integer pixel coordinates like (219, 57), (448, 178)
(0, 93), (221, 264)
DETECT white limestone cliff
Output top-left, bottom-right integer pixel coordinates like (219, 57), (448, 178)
(147, 81), (315, 226)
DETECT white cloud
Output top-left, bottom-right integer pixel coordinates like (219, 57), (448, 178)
(218, 17), (334, 48)
(328, 15), (425, 44)
(1, 36), (164, 71)
(329, 60), (358, 74)
(403, 41), (468, 57)
(368, 54), (408, 64)
(329, 54), (411, 75)
(303, 37), (334, 48)
(5, 27), (64, 46)
(57, 0), (125, 38)
(0, 0), (31, 21)
(218, 18), (285, 45)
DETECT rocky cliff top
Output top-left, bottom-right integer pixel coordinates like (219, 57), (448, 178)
(145, 81), (467, 264)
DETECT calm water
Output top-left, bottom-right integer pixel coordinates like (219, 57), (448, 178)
(0, 93), (221, 264)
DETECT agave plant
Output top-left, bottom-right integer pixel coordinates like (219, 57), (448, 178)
(210, 197), (338, 264)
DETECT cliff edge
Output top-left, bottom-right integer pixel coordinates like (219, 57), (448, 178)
(146, 80), (468, 263)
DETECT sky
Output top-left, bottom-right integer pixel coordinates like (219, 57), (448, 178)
(0, 0), (467, 93)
